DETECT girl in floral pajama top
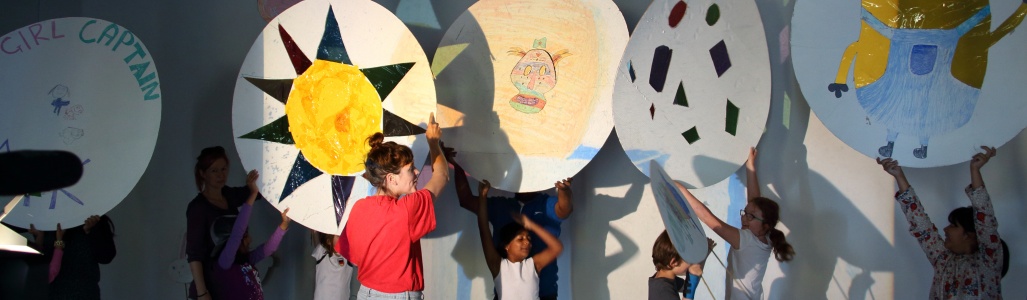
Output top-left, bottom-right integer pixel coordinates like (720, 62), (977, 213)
(878, 146), (1006, 299)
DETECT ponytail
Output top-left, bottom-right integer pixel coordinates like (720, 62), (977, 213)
(752, 197), (795, 262)
(768, 228), (794, 262)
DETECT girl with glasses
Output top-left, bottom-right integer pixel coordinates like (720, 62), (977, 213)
(674, 148), (795, 299)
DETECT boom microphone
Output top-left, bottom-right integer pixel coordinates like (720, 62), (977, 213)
(0, 150), (84, 196)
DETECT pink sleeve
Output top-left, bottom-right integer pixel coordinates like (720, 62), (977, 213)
(403, 189), (436, 241)
(49, 247), (63, 283)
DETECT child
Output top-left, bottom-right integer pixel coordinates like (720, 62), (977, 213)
(312, 232), (356, 300)
(877, 146), (1009, 298)
(649, 230), (715, 300)
(477, 180), (563, 300)
(208, 191), (291, 300)
(674, 148), (794, 299)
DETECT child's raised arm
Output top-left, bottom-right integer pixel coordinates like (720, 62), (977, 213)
(745, 147), (761, 201)
(477, 180), (501, 278)
(422, 113), (449, 199)
(674, 181), (740, 249)
(517, 214), (563, 273)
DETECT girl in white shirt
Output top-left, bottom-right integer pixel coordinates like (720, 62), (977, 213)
(477, 180), (564, 300)
(675, 148), (795, 299)
(312, 232), (356, 300)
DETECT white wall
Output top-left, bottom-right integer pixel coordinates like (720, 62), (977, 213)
(1, 0), (1025, 299)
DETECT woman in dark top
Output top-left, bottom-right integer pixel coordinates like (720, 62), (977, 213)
(186, 146), (260, 300)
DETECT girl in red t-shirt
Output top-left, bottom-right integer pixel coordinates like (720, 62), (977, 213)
(338, 113), (449, 300)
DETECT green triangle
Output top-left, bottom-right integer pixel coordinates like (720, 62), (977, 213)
(673, 82), (688, 107)
(360, 62), (415, 101)
(239, 115), (295, 144)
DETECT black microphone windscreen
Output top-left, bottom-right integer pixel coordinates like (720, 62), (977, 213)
(0, 150), (84, 196)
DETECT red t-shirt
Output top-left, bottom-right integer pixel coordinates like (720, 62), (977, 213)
(337, 189), (436, 293)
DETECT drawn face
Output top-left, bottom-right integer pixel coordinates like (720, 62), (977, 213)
(510, 49), (557, 94)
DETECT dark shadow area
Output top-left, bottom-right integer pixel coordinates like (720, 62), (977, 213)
(570, 130), (645, 300)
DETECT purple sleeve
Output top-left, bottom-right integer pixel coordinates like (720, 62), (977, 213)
(218, 203), (253, 269)
(249, 226), (287, 264)
(185, 200), (209, 262)
(49, 247), (63, 283)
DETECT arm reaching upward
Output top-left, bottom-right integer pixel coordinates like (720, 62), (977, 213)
(446, 145), (479, 213)
(477, 180), (501, 278)
(554, 178), (573, 219)
(422, 113), (450, 199)
(673, 181), (741, 249)
(745, 147), (760, 201)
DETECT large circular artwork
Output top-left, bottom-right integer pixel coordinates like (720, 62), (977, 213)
(232, 0), (436, 234)
(613, 0), (770, 188)
(793, 0), (1027, 167)
(1, 18), (162, 230)
(433, 0), (628, 192)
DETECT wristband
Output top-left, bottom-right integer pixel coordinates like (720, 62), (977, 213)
(683, 273), (701, 299)
(54, 240), (65, 248)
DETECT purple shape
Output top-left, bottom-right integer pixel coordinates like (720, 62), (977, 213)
(50, 190), (58, 209)
(650, 46), (673, 92)
(331, 176), (356, 226)
(709, 40), (731, 77)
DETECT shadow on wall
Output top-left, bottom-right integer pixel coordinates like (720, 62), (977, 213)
(747, 0), (902, 295)
(570, 130), (644, 300)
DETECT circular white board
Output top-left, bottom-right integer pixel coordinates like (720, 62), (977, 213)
(232, 0), (436, 234)
(433, 0), (628, 192)
(1, 18), (162, 230)
(650, 161), (709, 264)
(613, 0), (770, 188)
(792, 0), (1027, 167)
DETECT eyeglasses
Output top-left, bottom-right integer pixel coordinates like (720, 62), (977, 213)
(740, 209), (764, 222)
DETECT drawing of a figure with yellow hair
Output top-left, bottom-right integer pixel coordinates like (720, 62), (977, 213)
(830, 0), (1027, 158)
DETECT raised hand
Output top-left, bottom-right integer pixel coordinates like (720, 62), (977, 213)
(970, 146), (996, 171)
(28, 224), (43, 243)
(478, 180), (491, 200)
(279, 207), (291, 230)
(511, 212), (537, 231)
(246, 169), (260, 198)
(876, 157), (904, 178)
(55, 223), (64, 242)
(426, 112), (441, 146)
(83, 215), (101, 234)
(555, 178), (572, 190)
